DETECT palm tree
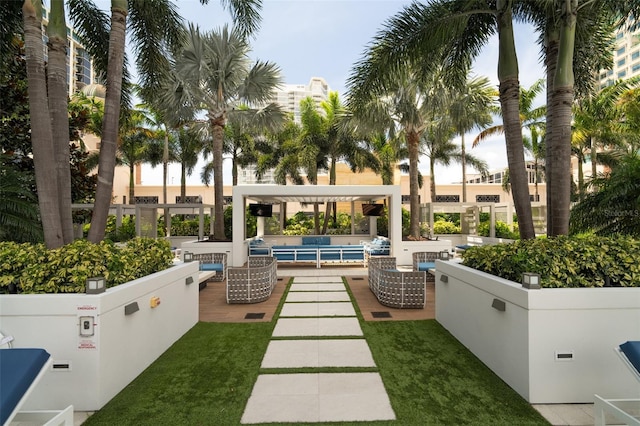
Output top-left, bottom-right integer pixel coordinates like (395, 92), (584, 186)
(422, 118), (489, 202)
(0, 165), (43, 243)
(368, 133), (407, 186)
(473, 78), (547, 200)
(347, 0), (536, 239)
(224, 103), (287, 186)
(448, 75), (496, 202)
(348, 67), (440, 239)
(21, 0), (261, 245)
(299, 92), (379, 234)
(518, 1), (640, 236)
(569, 151), (640, 237)
(173, 126), (206, 203)
(173, 24), (281, 240)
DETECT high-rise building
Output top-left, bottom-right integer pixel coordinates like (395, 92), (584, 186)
(268, 77), (330, 123)
(599, 20), (640, 88)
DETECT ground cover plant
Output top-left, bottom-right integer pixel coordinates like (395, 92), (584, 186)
(462, 235), (640, 287)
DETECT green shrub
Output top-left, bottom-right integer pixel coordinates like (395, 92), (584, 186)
(461, 235), (640, 288)
(477, 220), (520, 239)
(433, 219), (461, 234)
(0, 238), (174, 294)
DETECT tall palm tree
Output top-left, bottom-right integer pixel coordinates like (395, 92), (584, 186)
(368, 133), (407, 186)
(421, 117), (489, 202)
(174, 24), (281, 240)
(0, 165), (43, 243)
(347, 0), (536, 239)
(299, 92), (379, 234)
(348, 67), (440, 239)
(223, 103), (287, 186)
(518, 1), (640, 236)
(448, 75), (496, 202)
(473, 78), (547, 200)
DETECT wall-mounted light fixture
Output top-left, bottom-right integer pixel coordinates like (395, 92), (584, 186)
(185, 276), (194, 285)
(491, 298), (506, 312)
(439, 250), (450, 261)
(522, 272), (541, 289)
(124, 302), (139, 315)
(183, 251), (193, 262)
(440, 274), (448, 283)
(86, 277), (106, 294)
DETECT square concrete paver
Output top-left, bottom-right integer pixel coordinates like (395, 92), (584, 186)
(293, 276), (343, 283)
(279, 302), (356, 317)
(286, 291), (351, 302)
(240, 373), (395, 424)
(272, 317), (363, 337)
(261, 339), (375, 368)
(289, 283), (345, 292)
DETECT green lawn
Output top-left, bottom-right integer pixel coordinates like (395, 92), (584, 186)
(84, 278), (549, 425)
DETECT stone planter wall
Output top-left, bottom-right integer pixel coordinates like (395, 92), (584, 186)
(0, 262), (199, 411)
(435, 260), (640, 403)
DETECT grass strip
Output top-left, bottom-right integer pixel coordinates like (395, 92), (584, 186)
(83, 322), (272, 426)
(363, 319), (550, 425)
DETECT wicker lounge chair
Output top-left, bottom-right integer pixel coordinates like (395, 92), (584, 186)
(226, 256), (278, 304)
(191, 252), (227, 282)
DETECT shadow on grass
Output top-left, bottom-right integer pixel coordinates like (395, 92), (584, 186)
(84, 319), (548, 425)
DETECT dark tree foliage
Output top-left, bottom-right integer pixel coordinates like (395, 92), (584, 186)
(570, 153), (640, 237)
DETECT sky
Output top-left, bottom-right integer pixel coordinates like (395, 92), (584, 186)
(139, 0), (547, 186)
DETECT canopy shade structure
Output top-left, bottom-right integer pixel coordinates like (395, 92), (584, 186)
(231, 185), (403, 267)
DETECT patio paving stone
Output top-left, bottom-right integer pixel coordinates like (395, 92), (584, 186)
(289, 283), (346, 291)
(261, 339), (375, 368)
(272, 317), (363, 337)
(292, 276), (343, 283)
(285, 291), (351, 302)
(279, 302), (356, 317)
(240, 373), (395, 424)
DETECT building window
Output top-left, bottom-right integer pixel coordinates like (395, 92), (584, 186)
(530, 194), (540, 202)
(632, 51), (640, 60)
(633, 63), (640, 73)
(434, 195), (460, 202)
(476, 195), (500, 203)
(617, 46), (626, 55)
(175, 196), (202, 203)
(618, 70), (627, 78)
(617, 58), (626, 67)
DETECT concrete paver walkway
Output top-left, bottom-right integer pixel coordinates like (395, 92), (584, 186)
(240, 275), (396, 424)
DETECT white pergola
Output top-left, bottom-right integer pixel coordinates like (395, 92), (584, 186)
(231, 185), (403, 267)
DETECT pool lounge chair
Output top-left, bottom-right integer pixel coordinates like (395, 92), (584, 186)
(594, 341), (640, 426)
(0, 348), (74, 426)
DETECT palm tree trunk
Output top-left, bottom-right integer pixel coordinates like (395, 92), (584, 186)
(88, 0), (128, 243)
(181, 164), (187, 202)
(211, 117), (226, 240)
(547, 2), (577, 237)
(496, 1), (535, 239)
(407, 129), (421, 238)
(128, 163), (135, 204)
(321, 158), (337, 234)
(544, 29), (559, 235)
(47, 0), (74, 244)
(590, 136), (597, 185)
(461, 133), (467, 202)
(429, 157), (437, 202)
(163, 130), (170, 236)
(577, 152), (584, 200)
(22, 0), (64, 249)
(232, 155), (238, 186)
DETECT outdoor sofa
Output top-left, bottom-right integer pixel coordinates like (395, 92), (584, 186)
(226, 256), (278, 304)
(261, 236), (367, 268)
(190, 252), (227, 282)
(368, 256), (426, 309)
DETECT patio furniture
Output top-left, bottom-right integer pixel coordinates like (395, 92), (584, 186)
(360, 237), (391, 264)
(226, 256), (278, 304)
(248, 238), (271, 256)
(594, 341), (640, 426)
(368, 257), (426, 309)
(270, 236), (366, 268)
(412, 252), (439, 283)
(0, 348), (74, 425)
(191, 253), (227, 282)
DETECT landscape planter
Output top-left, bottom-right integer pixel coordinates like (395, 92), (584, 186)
(434, 260), (640, 403)
(0, 262), (199, 411)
